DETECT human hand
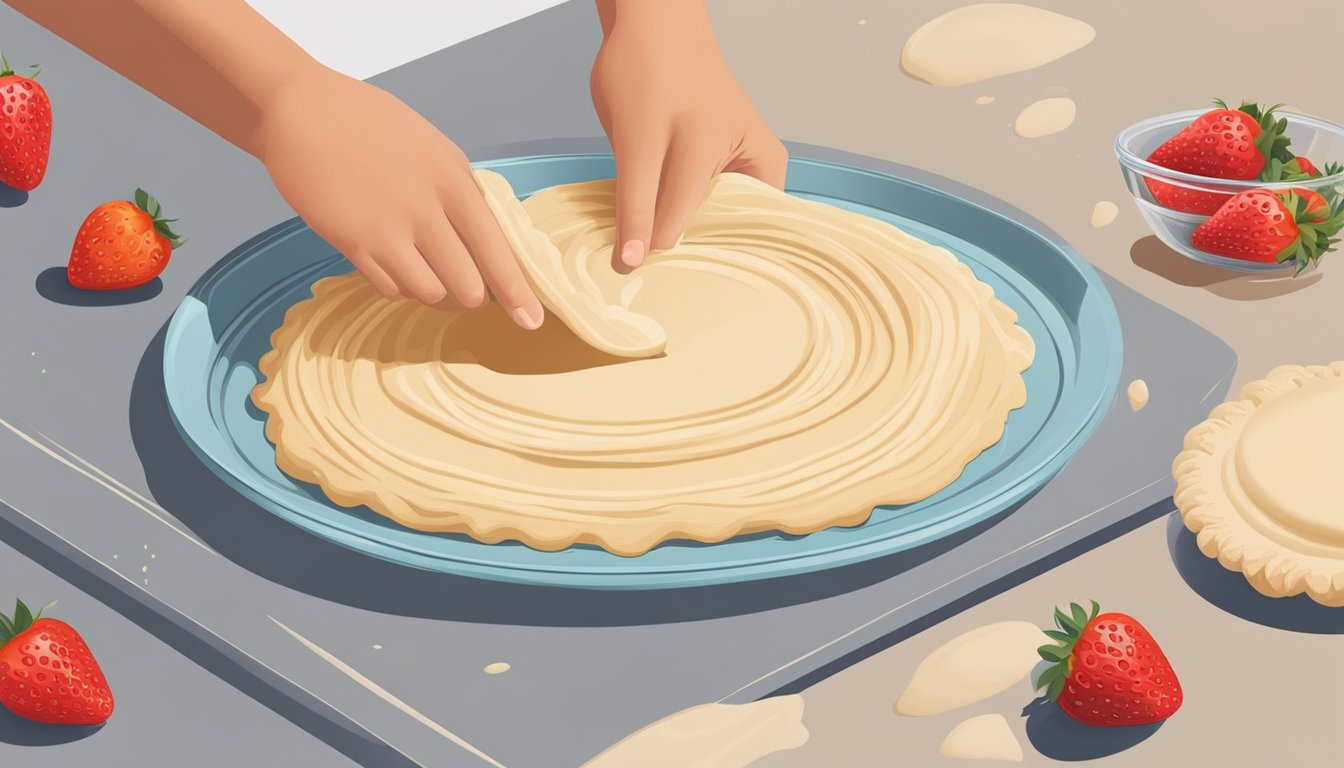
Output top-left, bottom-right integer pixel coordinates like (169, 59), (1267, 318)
(590, 0), (787, 269)
(256, 67), (544, 328)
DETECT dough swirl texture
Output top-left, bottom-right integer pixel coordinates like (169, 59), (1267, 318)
(252, 170), (1034, 556)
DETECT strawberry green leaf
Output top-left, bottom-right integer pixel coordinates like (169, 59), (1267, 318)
(0, 613), (13, 644)
(1038, 644), (1070, 662)
(1046, 675), (1066, 701)
(1034, 664), (1064, 690)
(1053, 606), (1074, 632)
(1038, 600), (1103, 702)
(13, 599), (32, 633)
(1237, 101), (1295, 178)
(1275, 189), (1344, 272)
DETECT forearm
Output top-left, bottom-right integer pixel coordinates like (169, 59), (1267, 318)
(595, 0), (713, 40)
(3, 0), (324, 158)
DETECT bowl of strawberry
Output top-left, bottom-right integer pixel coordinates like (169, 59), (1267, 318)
(1115, 100), (1344, 273)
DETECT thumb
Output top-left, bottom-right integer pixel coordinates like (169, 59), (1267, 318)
(612, 137), (664, 270)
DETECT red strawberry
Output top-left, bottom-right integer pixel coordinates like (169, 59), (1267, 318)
(0, 599), (114, 725)
(1281, 157), (1342, 180)
(1145, 100), (1291, 214)
(1291, 156), (1321, 177)
(0, 54), (52, 191)
(1034, 602), (1182, 727)
(1191, 187), (1344, 271)
(67, 188), (186, 289)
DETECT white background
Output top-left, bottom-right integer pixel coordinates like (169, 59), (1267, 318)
(244, 0), (567, 80)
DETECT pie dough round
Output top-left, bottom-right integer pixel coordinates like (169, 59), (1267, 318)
(253, 170), (1034, 556)
(1173, 362), (1344, 606)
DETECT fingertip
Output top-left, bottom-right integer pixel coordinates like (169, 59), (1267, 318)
(418, 283), (450, 305)
(455, 282), (489, 310)
(511, 302), (545, 331)
(619, 239), (646, 268)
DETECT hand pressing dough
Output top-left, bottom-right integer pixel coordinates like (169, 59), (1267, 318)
(472, 169), (666, 358)
(253, 170), (1034, 556)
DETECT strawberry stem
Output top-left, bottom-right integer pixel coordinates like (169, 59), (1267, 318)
(0, 598), (51, 644)
(1034, 600), (1101, 702)
(0, 53), (38, 79)
(132, 188), (188, 249)
(1230, 101), (1295, 180)
(1277, 190), (1344, 273)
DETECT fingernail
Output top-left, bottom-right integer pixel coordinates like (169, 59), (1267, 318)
(512, 305), (544, 331)
(620, 240), (646, 268)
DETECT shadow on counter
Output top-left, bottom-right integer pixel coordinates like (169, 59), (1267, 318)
(1130, 236), (1323, 300)
(130, 322), (1027, 628)
(1166, 512), (1344, 634)
(0, 704), (102, 746)
(1021, 696), (1162, 761)
(34, 267), (163, 307)
(0, 183), (27, 208)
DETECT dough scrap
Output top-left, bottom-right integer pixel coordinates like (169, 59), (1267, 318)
(940, 714), (1023, 762)
(901, 4), (1095, 87)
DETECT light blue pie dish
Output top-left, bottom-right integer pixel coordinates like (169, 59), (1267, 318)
(163, 151), (1122, 590)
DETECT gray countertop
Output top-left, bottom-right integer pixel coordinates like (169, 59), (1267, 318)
(1, 1), (1341, 766)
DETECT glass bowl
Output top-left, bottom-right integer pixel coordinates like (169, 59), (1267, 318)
(1115, 109), (1344, 272)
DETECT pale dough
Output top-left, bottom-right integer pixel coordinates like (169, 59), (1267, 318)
(901, 4), (1095, 87)
(1090, 201), (1119, 229)
(1127, 379), (1149, 411)
(253, 170), (1034, 556)
(940, 714), (1024, 762)
(1013, 98), (1076, 139)
(895, 621), (1046, 716)
(472, 170), (666, 358)
(582, 696), (808, 768)
(1173, 362), (1344, 606)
